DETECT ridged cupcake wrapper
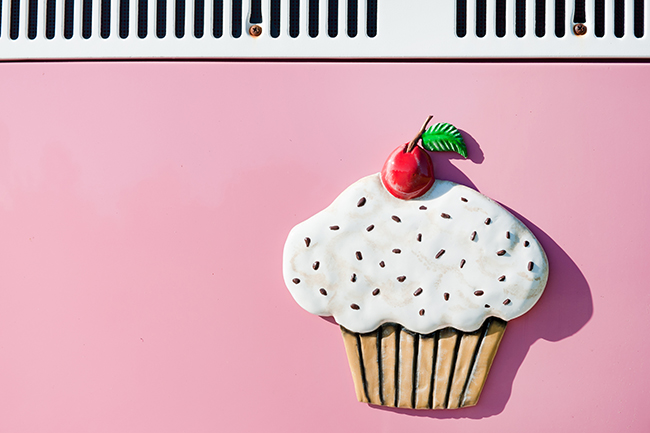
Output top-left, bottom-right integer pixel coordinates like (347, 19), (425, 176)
(340, 317), (507, 409)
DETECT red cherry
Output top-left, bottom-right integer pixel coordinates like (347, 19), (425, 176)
(381, 143), (435, 200)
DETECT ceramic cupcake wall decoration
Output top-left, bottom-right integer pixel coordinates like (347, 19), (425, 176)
(283, 116), (549, 409)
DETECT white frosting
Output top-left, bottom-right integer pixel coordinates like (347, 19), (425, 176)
(283, 174), (548, 334)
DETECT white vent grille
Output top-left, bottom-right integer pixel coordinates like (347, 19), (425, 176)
(0, 0), (648, 59)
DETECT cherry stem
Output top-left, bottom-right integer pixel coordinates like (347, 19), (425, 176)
(406, 115), (434, 153)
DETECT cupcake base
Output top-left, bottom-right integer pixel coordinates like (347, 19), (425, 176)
(340, 317), (507, 409)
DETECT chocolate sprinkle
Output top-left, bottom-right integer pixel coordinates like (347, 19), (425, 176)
(350, 304), (360, 310)
(351, 274), (357, 282)
(435, 249), (446, 259)
(498, 275), (506, 282)
(413, 288), (423, 296)
(304, 237), (311, 247)
(524, 240), (530, 247)
(441, 213), (451, 219)
(419, 309), (425, 316)
(496, 250), (506, 256)
(292, 278), (300, 284)
(392, 215), (401, 223)
(444, 292), (450, 301)
(372, 288), (380, 296)
(528, 261), (534, 271)
(397, 276), (406, 282)
(319, 288), (327, 296)
(366, 225), (375, 232)
(312, 261), (320, 270)
(392, 249), (401, 254)
(485, 218), (491, 225)
(329, 225), (340, 230)
(356, 251), (363, 260)
(503, 299), (511, 305)
(460, 259), (466, 268)
(461, 197), (468, 202)
(417, 233), (422, 242)
(485, 304), (490, 308)
(357, 197), (366, 207)
(379, 261), (385, 268)
(474, 290), (484, 296)
(419, 206), (427, 210)
(506, 231), (510, 239)
(471, 231), (477, 241)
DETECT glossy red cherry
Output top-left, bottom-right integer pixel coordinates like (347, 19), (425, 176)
(381, 143), (435, 200)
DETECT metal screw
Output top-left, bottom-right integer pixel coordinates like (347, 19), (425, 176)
(249, 25), (262, 37)
(573, 23), (587, 36)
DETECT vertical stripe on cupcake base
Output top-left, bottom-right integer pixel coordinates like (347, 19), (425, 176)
(340, 318), (507, 409)
(432, 328), (459, 409)
(415, 334), (435, 409)
(397, 330), (416, 408)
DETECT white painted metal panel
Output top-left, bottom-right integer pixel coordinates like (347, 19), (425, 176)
(0, 0), (648, 59)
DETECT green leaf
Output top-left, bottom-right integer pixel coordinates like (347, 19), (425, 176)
(421, 123), (468, 158)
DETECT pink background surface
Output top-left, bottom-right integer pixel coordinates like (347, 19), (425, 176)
(0, 62), (648, 431)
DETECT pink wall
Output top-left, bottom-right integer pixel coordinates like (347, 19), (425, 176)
(0, 62), (647, 432)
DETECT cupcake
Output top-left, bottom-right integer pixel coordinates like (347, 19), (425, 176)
(282, 118), (548, 409)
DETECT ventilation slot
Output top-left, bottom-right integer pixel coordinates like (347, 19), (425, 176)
(46, 0), (55, 38)
(634, 0), (643, 37)
(347, 0), (357, 37)
(309, 0), (318, 37)
(555, 0), (565, 37)
(213, 0), (223, 37)
(269, 0), (279, 37)
(101, 0), (111, 38)
(495, 0), (506, 37)
(64, 0), (73, 38)
(10, 0), (19, 39)
(535, 0), (545, 37)
(232, 0), (241, 37)
(614, 0), (624, 37)
(456, 0), (466, 38)
(515, 0), (525, 37)
(27, 0), (37, 39)
(476, 0), (486, 38)
(195, 0), (205, 37)
(156, 0), (166, 38)
(120, 0), (129, 38)
(328, 0), (338, 37)
(289, 0), (299, 37)
(367, 0), (377, 37)
(83, 0), (92, 38)
(138, 0), (148, 38)
(574, 0), (586, 22)
(595, 0), (605, 37)
(175, 0), (185, 38)
(250, 0), (261, 23)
